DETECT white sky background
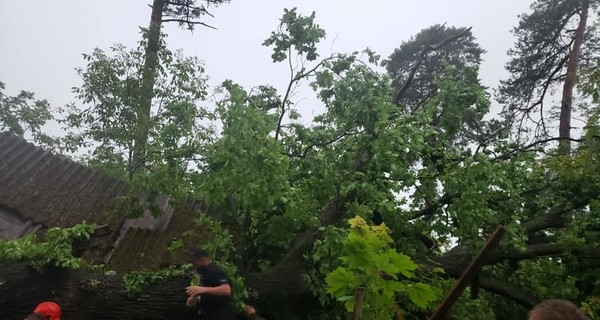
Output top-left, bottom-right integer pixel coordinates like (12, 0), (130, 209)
(0, 0), (534, 135)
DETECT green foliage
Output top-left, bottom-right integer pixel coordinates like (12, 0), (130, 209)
(216, 260), (247, 312)
(382, 24), (484, 112)
(509, 258), (580, 299)
(0, 222), (97, 271)
(498, 0), (600, 137)
(263, 8), (326, 62)
(123, 264), (191, 297)
(59, 35), (211, 202)
(307, 226), (347, 302)
(181, 215), (249, 311)
(167, 239), (184, 253)
(187, 215), (235, 259)
(306, 226), (348, 319)
(0, 81), (56, 147)
(199, 81), (289, 214)
(326, 216), (438, 319)
(581, 296), (600, 320)
(444, 288), (500, 320)
(196, 79), (313, 263)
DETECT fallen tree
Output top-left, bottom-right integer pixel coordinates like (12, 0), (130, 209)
(2, 229), (598, 320)
(3, 5), (600, 320)
(0, 262), (194, 320)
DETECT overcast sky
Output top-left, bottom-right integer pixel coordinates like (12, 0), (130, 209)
(0, 0), (533, 133)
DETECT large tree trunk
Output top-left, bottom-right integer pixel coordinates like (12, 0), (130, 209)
(0, 260), (302, 320)
(0, 262), (196, 320)
(4, 239), (596, 319)
(559, 1), (588, 155)
(132, 0), (165, 175)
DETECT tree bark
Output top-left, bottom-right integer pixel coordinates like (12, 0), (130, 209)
(559, 1), (588, 155)
(3, 240), (598, 319)
(0, 262), (196, 320)
(352, 288), (365, 320)
(132, 0), (165, 175)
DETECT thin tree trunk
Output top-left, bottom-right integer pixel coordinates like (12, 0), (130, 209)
(559, 1), (588, 155)
(131, 0), (165, 176)
(353, 288), (365, 320)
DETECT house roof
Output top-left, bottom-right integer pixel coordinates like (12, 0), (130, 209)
(0, 132), (128, 230)
(0, 132), (215, 270)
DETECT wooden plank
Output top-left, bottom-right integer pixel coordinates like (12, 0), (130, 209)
(429, 225), (507, 320)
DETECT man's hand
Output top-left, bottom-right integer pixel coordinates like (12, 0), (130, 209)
(186, 285), (208, 296)
(185, 295), (197, 307)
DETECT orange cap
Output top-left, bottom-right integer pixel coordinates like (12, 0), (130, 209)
(33, 302), (61, 320)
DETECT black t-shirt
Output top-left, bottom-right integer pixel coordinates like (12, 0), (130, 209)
(197, 263), (232, 314)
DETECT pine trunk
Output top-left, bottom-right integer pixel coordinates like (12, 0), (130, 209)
(131, 0), (165, 175)
(559, 2), (588, 155)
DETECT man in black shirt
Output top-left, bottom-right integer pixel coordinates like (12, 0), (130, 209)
(185, 248), (234, 320)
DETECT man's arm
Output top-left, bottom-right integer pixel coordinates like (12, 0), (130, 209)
(186, 284), (232, 297)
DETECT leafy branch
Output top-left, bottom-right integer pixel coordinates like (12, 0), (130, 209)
(0, 222), (102, 271)
(262, 7), (329, 140)
(326, 215), (439, 319)
(123, 264), (191, 297)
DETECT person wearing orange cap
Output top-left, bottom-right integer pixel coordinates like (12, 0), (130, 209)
(24, 302), (61, 320)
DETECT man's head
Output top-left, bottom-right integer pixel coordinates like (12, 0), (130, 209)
(528, 299), (588, 320)
(189, 247), (212, 268)
(31, 302), (61, 320)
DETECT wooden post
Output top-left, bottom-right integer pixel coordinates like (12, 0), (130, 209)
(429, 225), (507, 320)
(393, 304), (405, 320)
(353, 288), (365, 320)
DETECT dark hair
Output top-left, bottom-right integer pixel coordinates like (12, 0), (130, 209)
(24, 313), (45, 320)
(528, 299), (589, 320)
(189, 247), (209, 260)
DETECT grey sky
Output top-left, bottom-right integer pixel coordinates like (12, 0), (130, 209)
(0, 0), (532, 132)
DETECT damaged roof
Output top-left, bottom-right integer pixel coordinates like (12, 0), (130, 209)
(0, 132), (215, 270)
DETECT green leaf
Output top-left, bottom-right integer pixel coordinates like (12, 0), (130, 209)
(406, 283), (437, 309)
(326, 267), (359, 296)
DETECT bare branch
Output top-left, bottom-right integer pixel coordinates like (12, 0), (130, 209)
(298, 128), (366, 158)
(408, 193), (453, 220)
(274, 55), (338, 140)
(486, 242), (600, 265)
(274, 48), (296, 141)
(161, 19), (216, 29)
(491, 136), (585, 162)
(163, 1), (214, 17)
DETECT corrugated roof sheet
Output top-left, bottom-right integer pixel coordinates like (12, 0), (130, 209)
(0, 133), (215, 270)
